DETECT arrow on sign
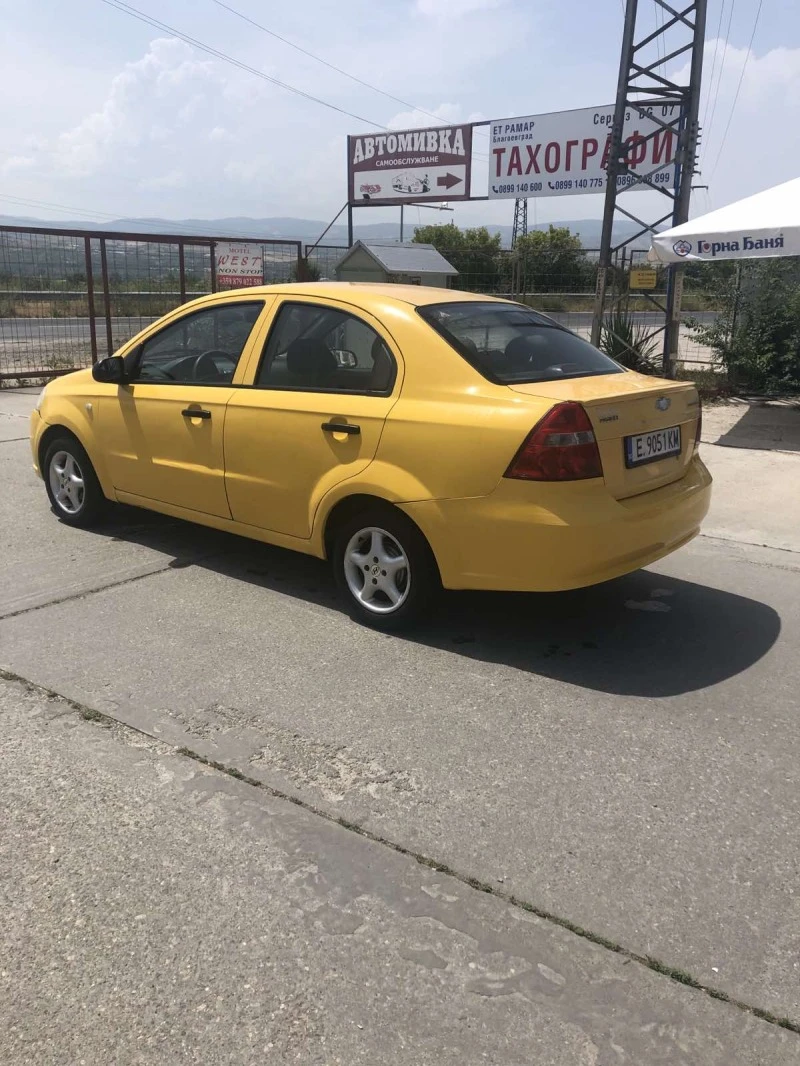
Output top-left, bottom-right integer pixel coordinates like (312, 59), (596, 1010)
(436, 173), (462, 190)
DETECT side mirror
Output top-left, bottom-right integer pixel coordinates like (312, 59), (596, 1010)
(92, 356), (127, 384)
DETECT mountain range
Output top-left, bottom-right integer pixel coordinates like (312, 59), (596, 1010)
(0, 213), (652, 251)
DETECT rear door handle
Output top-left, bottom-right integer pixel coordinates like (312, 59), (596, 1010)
(321, 421), (360, 436)
(182, 408), (211, 420)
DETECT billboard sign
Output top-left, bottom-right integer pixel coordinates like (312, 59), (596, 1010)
(215, 242), (264, 288)
(488, 102), (681, 199)
(348, 124), (473, 206)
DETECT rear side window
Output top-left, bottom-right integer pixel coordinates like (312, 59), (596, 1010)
(255, 302), (396, 394)
(418, 302), (624, 384)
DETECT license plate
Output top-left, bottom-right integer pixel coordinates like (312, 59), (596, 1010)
(625, 425), (681, 467)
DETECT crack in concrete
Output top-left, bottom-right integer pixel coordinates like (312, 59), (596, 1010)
(1, 665), (798, 1038)
(0, 549), (232, 621)
(699, 533), (800, 557)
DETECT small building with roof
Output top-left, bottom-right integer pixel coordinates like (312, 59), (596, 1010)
(333, 241), (458, 288)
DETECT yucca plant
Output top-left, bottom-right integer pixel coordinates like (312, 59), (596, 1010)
(600, 307), (660, 373)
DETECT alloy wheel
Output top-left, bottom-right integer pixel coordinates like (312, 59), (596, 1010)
(343, 526), (411, 614)
(49, 450), (85, 515)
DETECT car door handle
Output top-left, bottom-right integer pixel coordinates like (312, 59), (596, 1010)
(182, 408), (211, 420)
(321, 421), (360, 436)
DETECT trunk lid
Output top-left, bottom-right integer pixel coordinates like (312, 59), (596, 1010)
(509, 372), (700, 499)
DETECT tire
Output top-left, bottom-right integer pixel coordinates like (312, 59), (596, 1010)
(43, 435), (107, 528)
(332, 505), (441, 630)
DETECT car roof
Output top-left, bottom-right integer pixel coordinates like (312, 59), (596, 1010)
(206, 282), (513, 309)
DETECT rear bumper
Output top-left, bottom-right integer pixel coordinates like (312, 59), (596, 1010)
(402, 455), (712, 592)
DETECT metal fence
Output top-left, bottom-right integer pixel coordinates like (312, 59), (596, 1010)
(305, 243), (347, 281)
(1, 225), (720, 381)
(0, 225), (302, 379)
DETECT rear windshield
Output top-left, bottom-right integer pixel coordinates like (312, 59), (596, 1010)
(418, 302), (624, 384)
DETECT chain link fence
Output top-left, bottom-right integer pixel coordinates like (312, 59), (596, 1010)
(2, 226), (739, 383)
(1, 226), (302, 380)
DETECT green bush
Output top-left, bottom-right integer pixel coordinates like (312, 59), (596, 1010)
(687, 259), (800, 393)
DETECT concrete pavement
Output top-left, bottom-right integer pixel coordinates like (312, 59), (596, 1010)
(4, 677), (794, 1064)
(2, 387), (800, 1060)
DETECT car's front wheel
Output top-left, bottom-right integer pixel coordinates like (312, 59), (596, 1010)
(332, 507), (440, 630)
(43, 435), (107, 527)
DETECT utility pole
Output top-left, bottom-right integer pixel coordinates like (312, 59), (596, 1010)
(591, 0), (707, 376)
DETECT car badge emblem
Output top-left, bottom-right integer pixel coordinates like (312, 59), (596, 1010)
(656, 397), (671, 411)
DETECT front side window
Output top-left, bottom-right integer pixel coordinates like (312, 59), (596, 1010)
(418, 302), (624, 384)
(256, 302), (396, 394)
(133, 301), (264, 384)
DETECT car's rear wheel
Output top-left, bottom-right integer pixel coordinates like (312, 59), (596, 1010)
(43, 435), (107, 527)
(332, 506), (440, 630)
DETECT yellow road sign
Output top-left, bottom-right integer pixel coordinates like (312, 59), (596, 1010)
(629, 268), (658, 290)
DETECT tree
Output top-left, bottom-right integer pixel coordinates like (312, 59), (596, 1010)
(688, 259), (800, 393)
(511, 225), (593, 293)
(412, 223), (503, 292)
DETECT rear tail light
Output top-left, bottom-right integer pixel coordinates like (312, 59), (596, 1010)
(505, 402), (603, 482)
(694, 398), (703, 451)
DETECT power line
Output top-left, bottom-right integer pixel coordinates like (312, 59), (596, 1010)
(700, 0), (726, 135)
(708, 0), (763, 180)
(703, 0), (736, 154)
(652, 0), (664, 66)
(98, 0), (388, 130)
(208, 0), (490, 151)
(0, 193), (122, 223)
(208, 0), (449, 128)
(100, 0), (490, 164)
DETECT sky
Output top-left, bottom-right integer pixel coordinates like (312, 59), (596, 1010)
(1, 0), (799, 233)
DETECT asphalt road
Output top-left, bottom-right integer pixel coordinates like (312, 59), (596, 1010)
(0, 316), (156, 359)
(2, 388), (799, 1061)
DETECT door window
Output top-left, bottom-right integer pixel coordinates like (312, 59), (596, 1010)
(133, 301), (264, 384)
(255, 302), (396, 394)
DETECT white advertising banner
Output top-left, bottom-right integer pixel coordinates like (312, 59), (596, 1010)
(488, 102), (681, 199)
(215, 242), (264, 288)
(649, 177), (800, 263)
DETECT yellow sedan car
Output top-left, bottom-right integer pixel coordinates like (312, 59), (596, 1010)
(30, 283), (711, 628)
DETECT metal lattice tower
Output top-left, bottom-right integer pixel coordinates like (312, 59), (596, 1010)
(511, 198), (528, 247)
(591, 0), (707, 375)
(510, 198), (528, 297)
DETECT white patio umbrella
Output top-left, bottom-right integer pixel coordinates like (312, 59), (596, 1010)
(649, 177), (800, 264)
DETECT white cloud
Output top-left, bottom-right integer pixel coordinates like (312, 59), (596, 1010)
(55, 38), (219, 177)
(1, 0), (538, 224)
(672, 40), (800, 208)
